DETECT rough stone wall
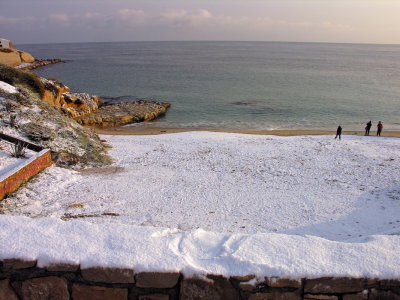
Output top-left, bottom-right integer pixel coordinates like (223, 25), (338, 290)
(0, 259), (399, 299)
(0, 149), (52, 200)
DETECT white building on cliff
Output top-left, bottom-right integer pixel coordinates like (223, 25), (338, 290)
(0, 39), (13, 49)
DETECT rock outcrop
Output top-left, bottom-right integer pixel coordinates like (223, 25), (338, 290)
(37, 75), (171, 127)
(39, 79), (100, 118)
(41, 78), (70, 106)
(0, 38), (57, 69)
(0, 72), (112, 167)
(61, 92), (101, 118)
(74, 100), (171, 127)
(18, 50), (35, 63)
(0, 50), (22, 67)
(0, 47), (35, 67)
(18, 58), (64, 70)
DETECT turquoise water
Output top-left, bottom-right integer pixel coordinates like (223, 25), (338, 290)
(20, 41), (400, 130)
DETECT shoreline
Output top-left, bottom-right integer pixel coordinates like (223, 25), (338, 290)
(94, 127), (400, 137)
(18, 58), (64, 70)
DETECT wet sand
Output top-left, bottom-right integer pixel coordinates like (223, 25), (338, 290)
(94, 127), (400, 137)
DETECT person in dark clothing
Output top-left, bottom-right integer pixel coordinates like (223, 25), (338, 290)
(335, 125), (342, 140)
(365, 121), (372, 136)
(377, 121), (383, 136)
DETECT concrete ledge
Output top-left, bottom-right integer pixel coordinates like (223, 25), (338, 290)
(0, 149), (52, 200)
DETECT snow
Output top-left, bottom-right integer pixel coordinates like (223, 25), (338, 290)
(0, 81), (18, 94)
(15, 62), (33, 69)
(0, 214), (399, 278)
(4, 132), (400, 240)
(1, 132), (400, 278)
(0, 150), (19, 170)
(0, 140), (35, 174)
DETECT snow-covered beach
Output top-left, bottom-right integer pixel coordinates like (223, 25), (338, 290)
(1, 131), (400, 278)
(3, 132), (400, 240)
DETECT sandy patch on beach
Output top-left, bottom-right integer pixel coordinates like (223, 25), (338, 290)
(95, 127), (400, 137)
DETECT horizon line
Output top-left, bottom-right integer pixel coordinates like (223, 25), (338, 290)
(15, 40), (400, 47)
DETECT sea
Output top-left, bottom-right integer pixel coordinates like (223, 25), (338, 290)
(18, 41), (400, 131)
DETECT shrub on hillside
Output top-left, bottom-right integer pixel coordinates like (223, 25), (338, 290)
(0, 48), (13, 53)
(0, 63), (45, 97)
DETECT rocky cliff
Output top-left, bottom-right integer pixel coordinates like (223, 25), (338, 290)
(39, 78), (101, 118)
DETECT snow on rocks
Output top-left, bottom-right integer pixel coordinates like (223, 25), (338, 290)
(15, 62), (33, 69)
(0, 80), (18, 94)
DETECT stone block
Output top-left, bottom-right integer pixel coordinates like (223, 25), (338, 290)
(2, 259), (36, 272)
(0, 279), (18, 300)
(45, 263), (79, 272)
(72, 284), (128, 300)
(304, 295), (338, 300)
(239, 281), (258, 292)
(380, 279), (400, 287)
(366, 278), (379, 286)
(180, 275), (239, 300)
(233, 274), (258, 291)
(231, 275), (256, 282)
(136, 272), (180, 288)
(343, 292), (368, 300)
(248, 292), (300, 300)
(138, 294), (169, 300)
(304, 277), (367, 293)
(369, 289), (400, 300)
(21, 276), (69, 300)
(81, 267), (135, 283)
(265, 277), (302, 288)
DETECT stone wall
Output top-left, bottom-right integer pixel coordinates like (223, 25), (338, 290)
(0, 149), (52, 200)
(0, 259), (399, 299)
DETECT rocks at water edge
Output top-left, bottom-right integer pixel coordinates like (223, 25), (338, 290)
(18, 58), (64, 70)
(74, 100), (171, 127)
(40, 78), (100, 118)
(38, 77), (170, 127)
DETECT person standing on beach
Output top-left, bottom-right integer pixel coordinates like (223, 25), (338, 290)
(377, 121), (383, 136)
(335, 125), (342, 140)
(365, 121), (372, 136)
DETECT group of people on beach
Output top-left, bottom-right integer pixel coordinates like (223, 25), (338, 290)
(334, 121), (383, 140)
(364, 120), (383, 136)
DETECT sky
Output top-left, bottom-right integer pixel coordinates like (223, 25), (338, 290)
(1, 0), (400, 45)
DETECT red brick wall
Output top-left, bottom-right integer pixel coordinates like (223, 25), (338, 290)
(0, 150), (52, 200)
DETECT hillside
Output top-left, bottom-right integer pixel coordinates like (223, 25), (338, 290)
(0, 64), (112, 167)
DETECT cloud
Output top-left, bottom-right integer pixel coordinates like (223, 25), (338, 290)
(0, 15), (36, 25)
(159, 9), (213, 27)
(321, 21), (354, 33)
(48, 14), (69, 23)
(0, 7), (382, 44)
(117, 9), (147, 20)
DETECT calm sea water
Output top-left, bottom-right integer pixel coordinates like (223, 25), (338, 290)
(19, 41), (400, 130)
